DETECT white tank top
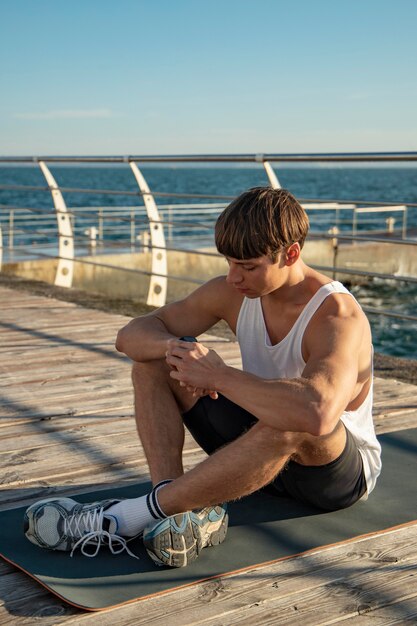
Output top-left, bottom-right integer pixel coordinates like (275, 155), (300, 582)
(236, 280), (382, 495)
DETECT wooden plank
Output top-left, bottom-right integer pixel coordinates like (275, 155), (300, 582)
(374, 411), (417, 434)
(338, 601), (417, 625)
(0, 416), (135, 448)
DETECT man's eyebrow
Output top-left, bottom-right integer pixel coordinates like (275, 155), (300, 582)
(226, 258), (259, 265)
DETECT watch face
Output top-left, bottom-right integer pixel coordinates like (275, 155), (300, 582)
(179, 336), (198, 343)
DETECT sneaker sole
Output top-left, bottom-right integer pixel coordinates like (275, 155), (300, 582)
(143, 506), (228, 568)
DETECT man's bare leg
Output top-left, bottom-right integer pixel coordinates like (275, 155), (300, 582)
(158, 420), (347, 515)
(132, 360), (198, 485)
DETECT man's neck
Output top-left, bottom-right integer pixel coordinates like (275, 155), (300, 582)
(264, 262), (327, 306)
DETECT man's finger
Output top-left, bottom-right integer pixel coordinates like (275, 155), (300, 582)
(165, 354), (183, 367)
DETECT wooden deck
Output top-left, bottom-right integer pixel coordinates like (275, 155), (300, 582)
(1, 285), (417, 625)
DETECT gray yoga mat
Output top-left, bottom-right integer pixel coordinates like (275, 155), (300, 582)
(0, 428), (416, 611)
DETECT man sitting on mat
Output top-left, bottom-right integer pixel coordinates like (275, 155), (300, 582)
(24, 187), (382, 567)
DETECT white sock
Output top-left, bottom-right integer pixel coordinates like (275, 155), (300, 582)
(106, 480), (171, 537)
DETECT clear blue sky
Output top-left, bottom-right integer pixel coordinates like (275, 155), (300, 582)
(1, 0), (416, 155)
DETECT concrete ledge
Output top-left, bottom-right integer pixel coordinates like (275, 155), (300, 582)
(2, 237), (415, 303)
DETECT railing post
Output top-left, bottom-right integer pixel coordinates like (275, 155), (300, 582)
(129, 162), (167, 306)
(98, 207), (104, 241)
(386, 217), (395, 233)
(402, 206), (407, 239)
(84, 226), (98, 253)
(352, 208), (357, 237)
(261, 158), (282, 189)
(168, 205), (173, 242)
(130, 208), (135, 250)
(38, 161), (74, 288)
(8, 209), (14, 250)
(328, 226), (339, 280)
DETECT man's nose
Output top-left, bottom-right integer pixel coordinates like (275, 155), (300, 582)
(226, 265), (243, 284)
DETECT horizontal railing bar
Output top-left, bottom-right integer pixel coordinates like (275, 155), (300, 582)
(4, 242), (59, 250)
(354, 206), (406, 214)
(0, 217), (352, 230)
(0, 205), (74, 218)
(1, 152), (417, 163)
(0, 205), (221, 219)
(2, 204), (212, 229)
(362, 307), (417, 323)
(314, 233), (417, 246)
(67, 202), (359, 212)
(2, 205), (412, 221)
(158, 203), (227, 210)
(4, 218), (417, 247)
(0, 204), (223, 231)
(310, 263), (417, 283)
(2, 185), (417, 208)
(0, 183), (235, 201)
(78, 239), (221, 258)
(160, 208), (223, 215)
(149, 218), (213, 230)
(298, 197), (417, 209)
(4, 226), (417, 249)
(2, 237), (220, 258)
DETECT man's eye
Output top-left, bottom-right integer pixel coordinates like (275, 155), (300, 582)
(243, 266), (255, 271)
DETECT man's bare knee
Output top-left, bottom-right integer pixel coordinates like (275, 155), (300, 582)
(249, 422), (301, 455)
(250, 420), (343, 453)
(131, 360), (196, 413)
(131, 360), (176, 397)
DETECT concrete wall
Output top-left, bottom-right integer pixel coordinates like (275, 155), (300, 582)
(3, 250), (229, 302)
(337, 241), (417, 279)
(3, 238), (415, 302)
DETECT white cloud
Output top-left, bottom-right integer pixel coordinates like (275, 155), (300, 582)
(13, 109), (114, 120)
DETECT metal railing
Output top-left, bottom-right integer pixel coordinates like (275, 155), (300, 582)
(1, 153), (416, 328)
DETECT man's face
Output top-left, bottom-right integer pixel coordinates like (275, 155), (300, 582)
(225, 253), (286, 297)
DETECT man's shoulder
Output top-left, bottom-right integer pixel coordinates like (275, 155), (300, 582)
(321, 289), (363, 320)
(306, 288), (369, 340)
(195, 276), (244, 323)
(200, 275), (238, 295)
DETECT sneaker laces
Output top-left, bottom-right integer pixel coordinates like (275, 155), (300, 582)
(64, 506), (139, 559)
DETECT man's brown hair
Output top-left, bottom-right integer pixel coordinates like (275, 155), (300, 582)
(215, 187), (309, 261)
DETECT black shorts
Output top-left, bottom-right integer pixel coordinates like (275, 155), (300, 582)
(183, 394), (367, 511)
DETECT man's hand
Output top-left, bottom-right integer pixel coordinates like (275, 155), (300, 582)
(165, 339), (227, 400)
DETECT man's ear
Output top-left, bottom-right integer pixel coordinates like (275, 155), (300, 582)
(284, 243), (301, 266)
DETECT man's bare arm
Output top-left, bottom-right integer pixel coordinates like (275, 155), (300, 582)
(115, 277), (231, 362)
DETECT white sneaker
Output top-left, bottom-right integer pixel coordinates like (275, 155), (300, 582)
(24, 497), (138, 558)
